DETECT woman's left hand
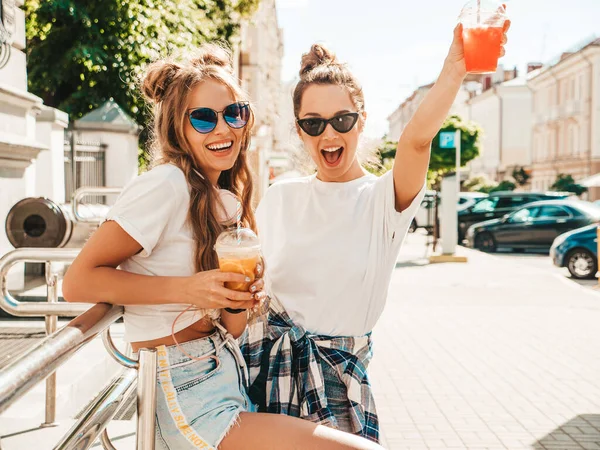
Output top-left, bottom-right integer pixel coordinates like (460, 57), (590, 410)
(444, 19), (511, 80)
(249, 258), (268, 311)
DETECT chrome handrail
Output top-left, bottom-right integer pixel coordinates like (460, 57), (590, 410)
(0, 247), (157, 448)
(72, 187), (121, 223)
(54, 368), (137, 450)
(42, 263), (59, 428)
(102, 328), (157, 450)
(102, 328), (139, 370)
(0, 248), (90, 316)
(0, 303), (124, 414)
(136, 349), (157, 450)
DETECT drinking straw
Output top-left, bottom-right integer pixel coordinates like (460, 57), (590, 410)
(236, 200), (242, 245)
(477, 0), (481, 24)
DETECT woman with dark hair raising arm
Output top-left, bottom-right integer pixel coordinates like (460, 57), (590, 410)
(244, 18), (510, 443)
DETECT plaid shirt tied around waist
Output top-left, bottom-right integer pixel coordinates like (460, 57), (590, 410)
(240, 299), (380, 442)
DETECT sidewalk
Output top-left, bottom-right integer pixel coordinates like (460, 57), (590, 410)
(372, 232), (600, 450)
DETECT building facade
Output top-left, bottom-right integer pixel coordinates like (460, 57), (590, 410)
(0, 0), (49, 260)
(386, 68), (515, 142)
(467, 77), (532, 183)
(528, 39), (600, 200)
(0, 2), (139, 262)
(237, 0), (285, 204)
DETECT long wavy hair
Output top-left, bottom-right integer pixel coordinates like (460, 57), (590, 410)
(141, 44), (256, 273)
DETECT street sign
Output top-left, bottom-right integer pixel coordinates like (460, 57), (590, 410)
(439, 131), (456, 149)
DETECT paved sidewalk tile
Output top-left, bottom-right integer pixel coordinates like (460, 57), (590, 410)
(373, 234), (600, 450)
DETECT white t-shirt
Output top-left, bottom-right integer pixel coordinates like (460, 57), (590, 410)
(105, 164), (219, 343)
(256, 170), (424, 337)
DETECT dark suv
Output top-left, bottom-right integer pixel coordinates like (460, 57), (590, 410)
(458, 191), (571, 242)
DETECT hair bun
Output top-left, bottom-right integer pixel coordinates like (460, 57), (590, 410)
(142, 61), (181, 103)
(299, 44), (338, 76)
(190, 44), (234, 75)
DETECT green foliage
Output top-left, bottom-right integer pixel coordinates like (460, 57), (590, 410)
(463, 174), (515, 193)
(463, 174), (495, 193)
(550, 174), (588, 195)
(512, 166), (531, 187)
(369, 115), (481, 187)
(429, 114), (483, 189)
(489, 180), (516, 193)
(25, 0), (259, 166)
(365, 138), (396, 176)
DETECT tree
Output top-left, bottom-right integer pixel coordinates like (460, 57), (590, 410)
(372, 115), (482, 186)
(463, 174), (495, 193)
(366, 138), (396, 176)
(428, 114), (483, 189)
(512, 166), (531, 187)
(25, 0), (259, 167)
(490, 180), (516, 193)
(550, 174), (588, 196)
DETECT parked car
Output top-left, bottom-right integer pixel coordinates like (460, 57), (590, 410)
(550, 224), (598, 279)
(465, 199), (600, 252)
(457, 192), (488, 211)
(410, 190), (436, 233)
(410, 191), (488, 233)
(458, 191), (572, 242)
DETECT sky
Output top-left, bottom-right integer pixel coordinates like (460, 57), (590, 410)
(274, 0), (599, 139)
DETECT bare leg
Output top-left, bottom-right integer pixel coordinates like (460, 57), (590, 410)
(219, 412), (383, 450)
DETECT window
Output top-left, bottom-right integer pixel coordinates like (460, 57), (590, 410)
(569, 202), (600, 220)
(509, 207), (538, 223)
(537, 205), (571, 219)
(568, 125), (575, 154)
(472, 197), (499, 213)
(497, 196), (533, 209)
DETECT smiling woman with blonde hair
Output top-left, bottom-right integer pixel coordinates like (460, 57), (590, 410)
(63, 43), (383, 450)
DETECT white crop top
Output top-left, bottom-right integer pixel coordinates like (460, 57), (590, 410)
(105, 164), (220, 342)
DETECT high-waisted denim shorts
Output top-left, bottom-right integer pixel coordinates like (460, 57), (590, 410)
(153, 327), (253, 449)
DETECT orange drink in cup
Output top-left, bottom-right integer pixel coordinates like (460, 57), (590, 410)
(215, 228), (261, 313)
(459, 0), (508, 74)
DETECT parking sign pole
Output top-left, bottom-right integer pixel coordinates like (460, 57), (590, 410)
(429, 129), (467, 263)
(455, 129), (461, 196)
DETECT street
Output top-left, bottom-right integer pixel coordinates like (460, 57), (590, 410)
(371, 232), (600, 450)
(493, 250), (597, 292)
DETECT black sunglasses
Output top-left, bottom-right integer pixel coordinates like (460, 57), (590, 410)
(297, 112), (359, 137)
(187, 102), (250, 134)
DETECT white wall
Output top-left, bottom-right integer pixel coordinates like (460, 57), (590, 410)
(469, 92), (500, 178)
(591, 53), (600, 159)
(35, 107), (69, 203)
(75, 129), (139, 195)
(499, 86), (532, 171)
(0, 0), (47, 259)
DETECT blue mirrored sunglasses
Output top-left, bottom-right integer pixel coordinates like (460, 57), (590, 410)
(188, 102), (250, 134)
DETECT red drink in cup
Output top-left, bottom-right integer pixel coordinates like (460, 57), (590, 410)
(459, 0), (508, 74)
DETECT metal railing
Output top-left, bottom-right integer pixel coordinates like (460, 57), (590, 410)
(0, 249), (89, 317)
(71, 187), (122, 223)
(0, 248), (157, 449)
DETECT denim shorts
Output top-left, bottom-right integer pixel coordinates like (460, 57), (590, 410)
(154, 328), (253, 449)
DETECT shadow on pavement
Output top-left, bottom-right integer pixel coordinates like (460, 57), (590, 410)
(395, 260), (430, 268)
(532, 414), (600, 449)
